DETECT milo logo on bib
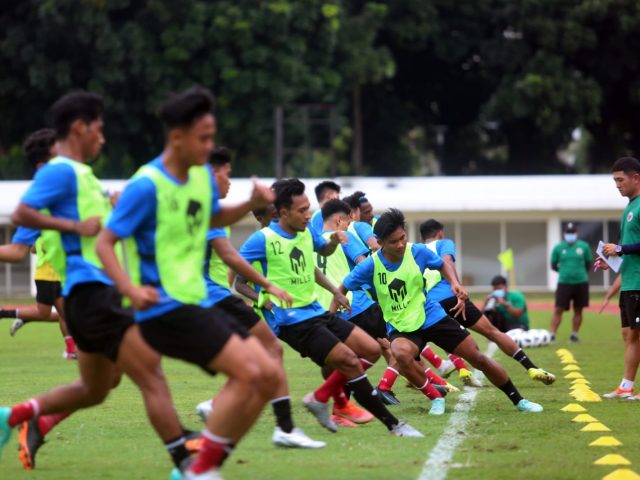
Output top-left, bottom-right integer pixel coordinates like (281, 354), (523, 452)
(289, 247), (312, 285)
(388, 278), (408, 310)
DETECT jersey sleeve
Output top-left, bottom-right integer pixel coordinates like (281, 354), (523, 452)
(11, 226), (40, 247)
(207, 227), (228, 241)
(342, 231), (369, 263)
(209, 168), (221, 216)
(412, 243), (444, 270)
(343, 256), (375, 291)
(437, 239), (456, 261)
(311, 227), (329, 251)
(21, 162), (76, 210)
(238, 230), (267, 263)
(106, 176), (156, 239)
(354, 222), (375, 244)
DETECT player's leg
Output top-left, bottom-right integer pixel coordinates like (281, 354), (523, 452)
(570, 283), (588, 342)
(627, 329), (640, 400)
(53, 296), (76, 359)
(604, 293), (639, 398)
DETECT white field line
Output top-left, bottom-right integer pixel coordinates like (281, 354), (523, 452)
(418, 342), (499, 480)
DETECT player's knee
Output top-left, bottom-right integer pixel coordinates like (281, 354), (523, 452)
(267, 337), (284, 361)
(360, 338), (381, 363)
(391, 347), (415, 370)
(80, 383), (111, 407)
(257, 358), (280, 399)
(335, 349), (361, 374)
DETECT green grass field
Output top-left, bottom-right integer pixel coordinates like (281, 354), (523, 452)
(0, 306), (637, 480)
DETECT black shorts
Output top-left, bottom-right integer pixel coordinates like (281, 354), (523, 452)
(439, 297), (484, 328)
(64, 283), (134, 362)
(139, 304), (249, 374)
(389, 316), (470, 354)
(555, 283), (589, 310)
(216, 295), (261, 331)
(278, 312), (355, 366)
(35, 280), (62, 306)
(620, 291), (640, 329)
(349, 303), (387, 340)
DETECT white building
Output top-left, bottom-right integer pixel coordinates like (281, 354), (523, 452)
(0, 174), (624, 297)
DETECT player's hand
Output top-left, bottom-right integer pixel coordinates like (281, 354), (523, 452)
(249, 178), (275, 209)
(263, 300), (274, 311)
(594, 258), (609, 271)
(452, 284), (468, 301)
(330, 292), (351, 314)
(449, 297), (467, 320)
(602, 243), (619, 257)
(329, 231), (348, 246)
(265, 284), (293, 308)
(127, 285), (159, 310)
(599, 297), (611, 314)
(75, 216), (102, 236)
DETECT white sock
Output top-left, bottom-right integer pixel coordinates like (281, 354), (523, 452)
(620, 379), (634, 390)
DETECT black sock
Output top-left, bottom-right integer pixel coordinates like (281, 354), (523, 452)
(512, 349), (536, 370)
(165, 436), (190, 468)
(498, 379), (524, 405)
(0, 309), (17, 319)
(271, 396), (294, 433)
(347, 374), (398, 430)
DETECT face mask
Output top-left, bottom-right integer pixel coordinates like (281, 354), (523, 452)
(564, 233), (577, 243)
(492, 289), (506, 299)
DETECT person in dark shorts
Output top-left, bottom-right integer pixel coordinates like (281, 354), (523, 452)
(339, 209), (545, 413)
(550, 222), (593, 343)
(420, 219), (555, 386)
(239, 178), (422, 437)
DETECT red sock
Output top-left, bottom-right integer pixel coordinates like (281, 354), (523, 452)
(8, 399), (40, 428)
(425, 368), (447, 386)
(449, 354), (468, 371)
(333, 389), (349, 408)
(378, 367), (399, 391)
(37, 412), (71, 436)
(189, 431), (233, 474)
(359, 358), (374, 371)
(421, 346), (443, 368)
(418, 378), (442, 400)
(64, 336), (76, 354)
(314, 370), (348, 403)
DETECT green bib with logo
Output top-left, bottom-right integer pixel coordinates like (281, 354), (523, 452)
(134, 164), (211, 304)
(262, 226), (316, 308)
(207, 227), (231, 287)
(315, 231), (352, 310)
(373, 243), (426, 332)
(423, 240), (442, 292)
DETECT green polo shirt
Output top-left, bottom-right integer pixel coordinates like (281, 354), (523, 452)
(550, 240), (592, 285)
(621, 196), (640, 291)
(496, 290), (530, 330)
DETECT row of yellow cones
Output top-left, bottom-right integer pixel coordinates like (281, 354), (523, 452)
(557, 349), (639, 480)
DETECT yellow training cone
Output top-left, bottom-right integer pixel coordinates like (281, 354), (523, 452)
(595, 454), (631, 466)
(571, 378), (591, 385)
(561, 357), (577, 364)
(590, 436), (623, 447)
(563, 364), (581, 371)
(556, 348), (571, 356)
(566, 372), (585, 379)
(572, 414), (598, 423)
(602, 469), (640, 480)
(561, 403), (587, 412)
(582, 423), (611, 432)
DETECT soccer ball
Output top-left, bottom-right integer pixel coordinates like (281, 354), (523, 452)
(519, 330), (537, 348)
(506, 328), (525, 346)
(537, 329), (552, 346)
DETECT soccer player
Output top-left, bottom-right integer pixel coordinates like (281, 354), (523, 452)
(239, 178), (423, 436)
(352, 191), (379, 227)
(549, 222), (593, 343)
(0, 129), (76, 358)
(195, 146), (325, 449)
(599, 157), (640, 399)
(96, 86), (282, 479)
(338, 209), (545, 413)
(420, 219), (555, 386)
(309, 180), (341, 235)
(342, 193), (380, 252)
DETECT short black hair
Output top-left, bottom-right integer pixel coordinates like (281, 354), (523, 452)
(50, 91), (104, 139)
(159, 85), (216, 130)
(23, 129), (56, 168)
(314, 180), (340, 202)
(420, 219), (444, 241)
(321, 199), (351, 220)
(272, 178), (306, 212)
(491, 275), (507, 287)
(208, 146), (232, 169)
(341, 193), (360, 211)
(612, 156), (640, 174)
(374, 208), (406, 241)
(352, 191), (369, 205)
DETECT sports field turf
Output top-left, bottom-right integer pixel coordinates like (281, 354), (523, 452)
(1, 305), (637, 480)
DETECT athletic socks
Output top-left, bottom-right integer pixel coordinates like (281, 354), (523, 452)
(271, 396), (294, 433)
(498, 379), (524, 406)
(314, 358), (374, 403)
(620, 379), (635, 391)
(37, 412), (70, 436)
(165, 436), (190, 468)
(189, 430), (234, 474)
(512, 348), (536, 370)
(417, 378), (442, 400)
(448, 354), (468, 371)
(378, 367), (399, 392)
(421, 346), (443, 368)
(347, 374), (398, 430)
(425, 368), (447, 386)
(0, 308), (17, 319)
(8, 399), (40, 428)
(64, 336), (76, 354)
(333, 389), (349, 409)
